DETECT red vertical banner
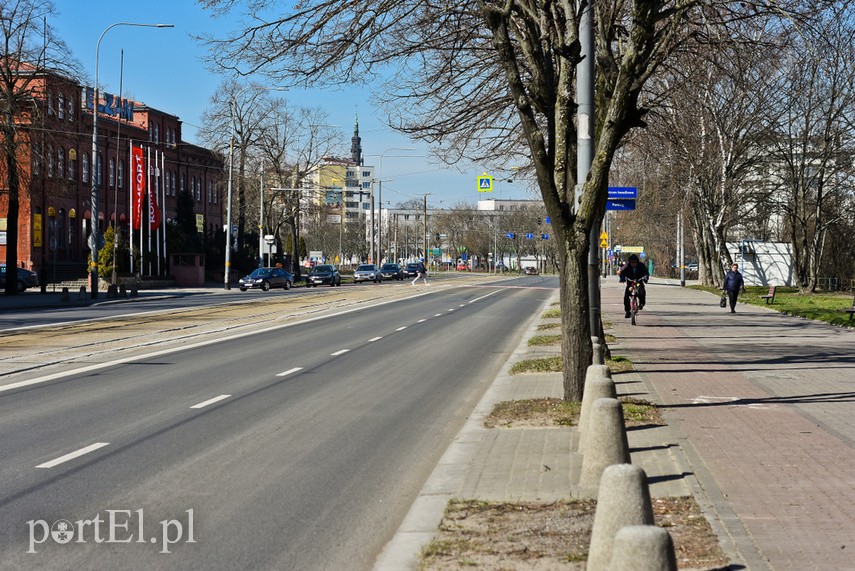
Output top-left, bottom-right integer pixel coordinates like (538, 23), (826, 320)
(148, 159), (161, 231)
(131, 146), (145, 230)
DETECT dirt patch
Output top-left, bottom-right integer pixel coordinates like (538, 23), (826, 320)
(484, 398), (664, 429)
(420, 496), (728, 570)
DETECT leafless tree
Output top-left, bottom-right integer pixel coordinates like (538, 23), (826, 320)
(1, 0), (77, 294)
(199, 0), (809, 399)
(764, 3), (855, 293)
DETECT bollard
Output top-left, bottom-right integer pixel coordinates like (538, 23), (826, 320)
(578, 365), (615, 453)
(119, 284), (128, 298)
(60, 287), (70, 302)
(586, 464), (655, 571)
(130, 284), (139, 297)
(107, 284), (118, 299)
(608, 525), (677, 571)
(77, 286), (87, 301)
(592, 342), (604, 365)
(578, 398), (630, 494)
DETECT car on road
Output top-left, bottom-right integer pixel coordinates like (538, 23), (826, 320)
(523, 266), (539, 275)
(0, 264), (39, 292)
(353, 264), (381, 283)
(238, 267), (294, 291)
(379, 263), (404, 281)
(686, 262), (699, 272)
(306, 264), (341, 287)
(403, 262), (421, 278)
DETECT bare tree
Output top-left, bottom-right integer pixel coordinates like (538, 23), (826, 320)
(199, 0), (808, 399)
(1, 0), (77, 294)
(765, 4), (855, 293)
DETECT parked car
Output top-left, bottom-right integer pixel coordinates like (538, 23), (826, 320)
(379, 263), (404, 281)
(238, 267), (294, 291)
(403, 262), (421, 278)
(686, 262), (699, 272)
(523, 266), (539, 275)
(353, 263), (382, 283)
(306, 264), (341, 287)
(0, 264), (39, 292)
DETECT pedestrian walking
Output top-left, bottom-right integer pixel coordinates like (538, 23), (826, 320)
(412, 259), (429, 286)
(723, 262), (745, 313)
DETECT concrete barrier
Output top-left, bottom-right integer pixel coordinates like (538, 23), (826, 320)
(592, 342), (604, 365)
(578, 365), (615, 453)
(578, 398), (630, 495)
(608, 525), (677, 571)
(586, 464), (655, 571)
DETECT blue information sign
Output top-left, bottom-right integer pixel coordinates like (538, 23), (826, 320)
(608, 186), (638, 199)
(606, 199), (636, 211)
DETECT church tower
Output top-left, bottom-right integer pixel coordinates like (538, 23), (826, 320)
(351, 113), (363, 166)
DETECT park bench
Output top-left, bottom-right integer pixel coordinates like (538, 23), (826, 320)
(843, 296), (855, 321)
(760, 285), (777, 304)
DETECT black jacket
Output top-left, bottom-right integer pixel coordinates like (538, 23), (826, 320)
(723, 269), (744, 292)
(619, 262), (649, 285)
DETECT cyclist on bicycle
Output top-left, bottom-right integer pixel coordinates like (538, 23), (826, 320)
(618, 254), (649, 318)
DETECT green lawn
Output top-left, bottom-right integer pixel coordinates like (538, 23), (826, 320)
(693, 285), (855, 327)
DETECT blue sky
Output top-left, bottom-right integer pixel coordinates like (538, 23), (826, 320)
(50, 0), (535, 207)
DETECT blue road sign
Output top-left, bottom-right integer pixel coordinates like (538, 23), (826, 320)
(545, 216), (551, 224)
(606, 199), (636, 211)
(506, 232), (515, 239)
(525, 233), (534, 239)
(608, 186), (638, 199)
(541, 233), (549, 240)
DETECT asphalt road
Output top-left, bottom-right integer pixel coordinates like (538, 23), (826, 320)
(0, 276), (556, 569)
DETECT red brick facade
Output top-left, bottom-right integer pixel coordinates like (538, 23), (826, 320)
(0, 69), (224, 281)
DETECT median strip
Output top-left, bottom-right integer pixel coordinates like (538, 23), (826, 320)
(36, 442), (110, 469)
(190, 394), (231, 409)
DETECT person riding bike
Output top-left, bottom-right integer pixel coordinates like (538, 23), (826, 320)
(618, 254), (649, 318)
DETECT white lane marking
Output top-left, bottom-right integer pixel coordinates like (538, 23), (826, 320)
(417, 319), (426, 323)
(36, 442), (110, 469)
(459, 304), (465, 307)
(447, 308), (455, 312)
(434, 313), (442, 317)
(276, 367), (303, 377)
(369, 336), (383, 342)
(190, 394), (232, 409)
(396, 326), (407, 331)
(469, 290), (502, 303)
(331, 349), (350, 356)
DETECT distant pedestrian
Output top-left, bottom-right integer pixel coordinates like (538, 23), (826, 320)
(412, 260), (428, 285)
(722, 263), (745, 313)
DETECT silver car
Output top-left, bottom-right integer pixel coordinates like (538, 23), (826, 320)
(352, 264), (381, 284)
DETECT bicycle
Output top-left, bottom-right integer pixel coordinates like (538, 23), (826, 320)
(626, 278), (646, 326)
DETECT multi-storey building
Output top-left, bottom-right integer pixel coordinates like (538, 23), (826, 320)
(0, 66), (223, 283)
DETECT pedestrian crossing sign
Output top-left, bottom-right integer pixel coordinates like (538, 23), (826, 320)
(477, 173), (493, 193)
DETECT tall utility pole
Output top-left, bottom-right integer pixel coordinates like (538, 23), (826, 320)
(577, 0), (598, 338)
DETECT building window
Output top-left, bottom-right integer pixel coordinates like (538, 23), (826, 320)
(67, 96), (74, 121)
(362, 181), (370, 189)
(109, 158), (115, 187)
(47, 92), (54, 116)
(82, 153), (89, 183)
(68, 151), (76, 180)
(58, 93), (65, 119)
(47, 145), (54, 177)
(180, 174), (185, 194)
(57, 148), (64, 178)
(118, 159), (124, 188)
(154, 123), (160, 143)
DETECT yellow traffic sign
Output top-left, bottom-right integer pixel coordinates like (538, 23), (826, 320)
(477, 172), (493, 193)
(600, 231), (608, 240)
(599, 239), (608, 248)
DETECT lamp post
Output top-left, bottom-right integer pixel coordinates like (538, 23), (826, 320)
(224, 101), (235, 289)
(369, 147), (414, 264)
(90, 22), (172, 299)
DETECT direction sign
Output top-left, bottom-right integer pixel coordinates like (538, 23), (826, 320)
(477, 172), (494, 193)
(608, 186), (638, 199)
(606, 199), (636, 211)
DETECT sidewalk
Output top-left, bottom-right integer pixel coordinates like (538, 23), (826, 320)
(377, 277), (855, 570)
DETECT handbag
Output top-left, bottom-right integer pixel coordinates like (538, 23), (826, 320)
(719, 293), (727, 308)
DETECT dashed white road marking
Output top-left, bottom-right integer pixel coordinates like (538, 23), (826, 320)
(396, 326), (407, 331)
(369, 336), (383, 342)
(37, 442), (110, 469)
(276, 367), (303, 377)
(331, 349), (350, 356)
(191, 394), (232, 409)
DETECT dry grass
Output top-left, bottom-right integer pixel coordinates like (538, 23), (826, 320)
(483, 398), (663, 429)
(420, 496), (728, 570)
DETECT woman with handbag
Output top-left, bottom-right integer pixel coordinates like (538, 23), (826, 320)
(722, 263), (745, 313)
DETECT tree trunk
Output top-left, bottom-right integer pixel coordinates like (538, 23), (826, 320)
(557, 229), (591, 402)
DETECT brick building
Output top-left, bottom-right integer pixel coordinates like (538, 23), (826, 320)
(0, 66), (224, 284)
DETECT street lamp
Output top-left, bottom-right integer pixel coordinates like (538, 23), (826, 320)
(371, 147), (415, 263)
(90, 22), (173, 299)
